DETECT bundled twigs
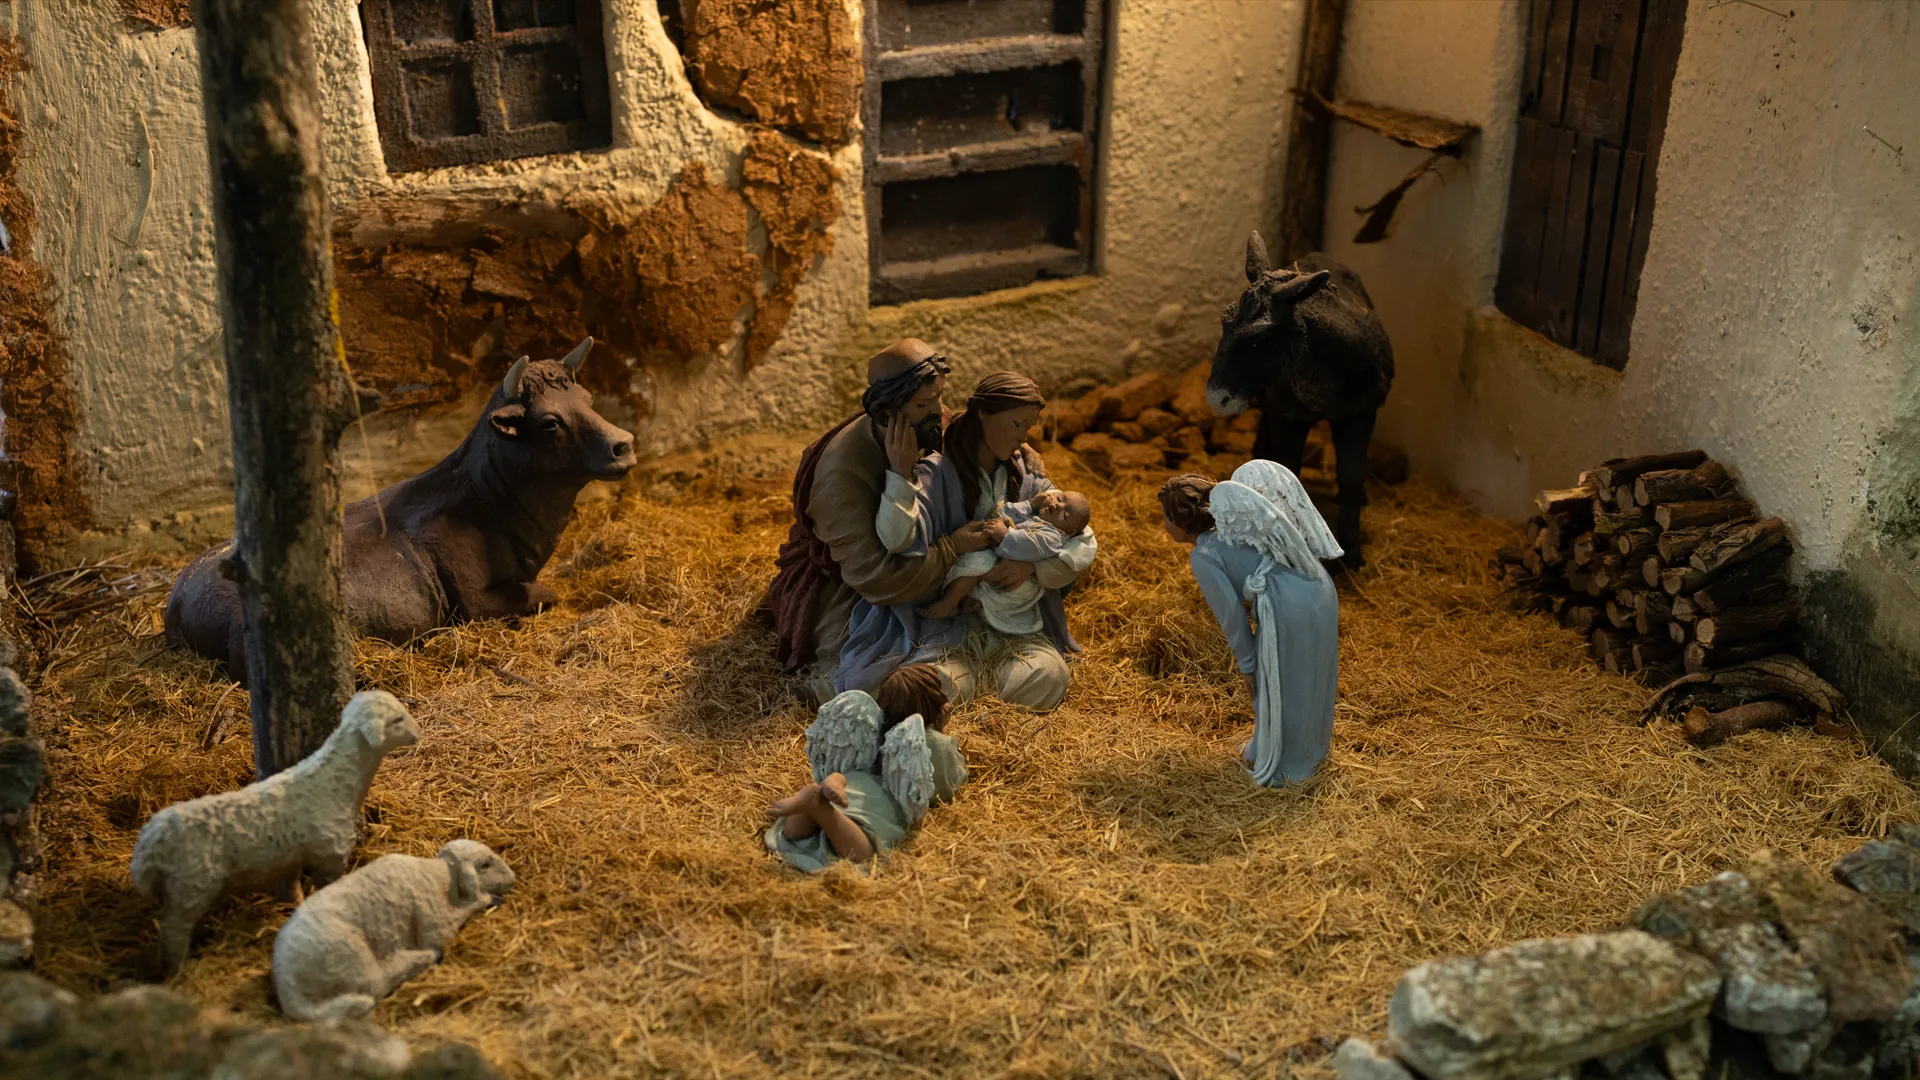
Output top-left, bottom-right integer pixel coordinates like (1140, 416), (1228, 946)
(1495, 451), (1808, 687)
(13, 559), (173, 631)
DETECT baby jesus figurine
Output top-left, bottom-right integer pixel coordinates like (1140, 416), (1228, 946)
(917, 488), (1092, 634)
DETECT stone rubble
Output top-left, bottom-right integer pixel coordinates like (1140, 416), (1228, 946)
(0, 972), (499, 1080)
(1335, 833), (1920, 1080)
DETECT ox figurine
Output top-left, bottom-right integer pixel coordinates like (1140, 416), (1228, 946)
(166, 336), (636, 683)
(1207, 232), (1394, 567)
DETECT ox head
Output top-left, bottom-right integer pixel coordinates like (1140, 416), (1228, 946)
(1206, 231), (1332, 416)
(488, 336), (636, 482)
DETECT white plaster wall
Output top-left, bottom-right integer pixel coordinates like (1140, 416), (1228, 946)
(3, 0), (231, 520)
(1322, 0), (1920, 578)
(7, 0), (1302, 531)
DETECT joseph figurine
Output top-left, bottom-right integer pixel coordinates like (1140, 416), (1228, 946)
(767, 340), (1001, 706)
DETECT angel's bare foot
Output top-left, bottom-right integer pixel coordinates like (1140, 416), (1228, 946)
(767, 783), (822, 820)
(919, 598), (961, 620)
(821, 773), (848, 807)
(961, 596), (983, 615)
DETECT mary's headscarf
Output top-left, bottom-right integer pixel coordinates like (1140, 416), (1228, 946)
(1208, 460), (1344, 575)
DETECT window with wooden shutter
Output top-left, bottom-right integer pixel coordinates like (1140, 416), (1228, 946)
(361, 0), (613, 174)
(1495, 0), (1686, 369)
(864, 0), (1108, 305)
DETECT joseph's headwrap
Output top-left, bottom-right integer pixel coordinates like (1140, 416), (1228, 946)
(861, 338), (952, 419)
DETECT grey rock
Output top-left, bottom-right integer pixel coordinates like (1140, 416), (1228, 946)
(1892, 823), (1920, 849)
(1712, 919), (1827, 1035)
(0, 900), (29, 968)
(214, 1020), (412, 1079)
(1593, 1048), (1667, 1080)
(1335, 1038), (1416, 1080)
(0, 737), (42, 813)
(1660, 1015), (1710, 1080)
(0, 669), (26, 738)
(1765, 1020), (1838, 1076)
(1386, 931), (1722, 1080)
(405, 1042), (505, 1080)
(0, 971), (75, 1052)
(1833, 838), (1920, 896)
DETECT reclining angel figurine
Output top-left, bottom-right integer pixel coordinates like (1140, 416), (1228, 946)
(764, 663), (965, 872)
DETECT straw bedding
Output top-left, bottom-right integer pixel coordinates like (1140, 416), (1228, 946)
(21, 436), (1918, 1079)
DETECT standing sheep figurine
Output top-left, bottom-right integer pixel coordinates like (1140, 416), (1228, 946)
(130, 690), (421, 974)
(273, 839), (515, 1021)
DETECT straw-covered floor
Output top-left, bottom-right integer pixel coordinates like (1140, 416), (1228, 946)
(22, 437), (1919, 1079)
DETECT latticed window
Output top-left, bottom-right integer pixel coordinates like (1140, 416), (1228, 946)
(1495, 0), (1686, 369)
(361, 0), (613, 173)
(863, 0), (1109, 304)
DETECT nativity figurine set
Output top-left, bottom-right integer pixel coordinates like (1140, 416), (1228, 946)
(132, 233), (1394, 1007)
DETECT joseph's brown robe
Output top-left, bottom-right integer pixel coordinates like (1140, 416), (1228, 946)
(788, 416), (958, 675)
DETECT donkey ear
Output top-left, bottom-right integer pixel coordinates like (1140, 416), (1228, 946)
(1270, 269), (1331, 305)
(489, 403), (527, 438)
(1245, 231), (1273, 282)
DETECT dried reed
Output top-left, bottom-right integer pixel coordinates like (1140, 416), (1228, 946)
(21, 438), (1916, 1080)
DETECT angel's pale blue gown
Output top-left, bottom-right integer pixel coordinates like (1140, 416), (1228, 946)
(1189, 531), (1339, 784)
(764, 731), (968, 873)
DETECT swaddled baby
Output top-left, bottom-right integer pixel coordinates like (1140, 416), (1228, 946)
(917, 488), (1092, 635)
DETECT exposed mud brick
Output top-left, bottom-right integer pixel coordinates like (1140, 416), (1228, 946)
(1068, 390), (1112, 432)
(1109, 421), (1147, 443)
(335, 134), (837, 416)
(1136, 407), (1182, 438)
(1104, 372), (1174, 422)
(1170, 362), (1216, 425)
(1040, 402), (1087, 442)
(679, 0), (860, 148)
(1386, 931), (1719, 1080)
(1111, 443), (1168, 472)
(1168, 426), (1208, 454)
(1068, 433), (1117, 476)
(119, 0), (192, 29)
(0, 39), (87, 561)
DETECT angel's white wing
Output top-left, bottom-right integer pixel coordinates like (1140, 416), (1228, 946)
(1232, 460), (1342, 562)
(806, 691), (882, 782)
(880, 714), (936, 825)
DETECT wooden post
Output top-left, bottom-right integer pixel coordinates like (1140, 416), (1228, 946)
(193, 0), (357, 776)
(1275, 0), (1346, 263)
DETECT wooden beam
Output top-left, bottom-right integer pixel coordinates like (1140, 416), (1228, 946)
(1275, 0), (1345, 263)
(193, 0), (359, 777)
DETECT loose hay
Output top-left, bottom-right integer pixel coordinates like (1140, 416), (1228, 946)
(22, 440), (1918, 1079)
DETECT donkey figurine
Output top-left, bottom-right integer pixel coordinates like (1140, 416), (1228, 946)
(1206, 231), (1395, 567)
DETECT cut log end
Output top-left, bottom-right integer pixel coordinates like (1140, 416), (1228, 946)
(1682, 699), (1799, 748)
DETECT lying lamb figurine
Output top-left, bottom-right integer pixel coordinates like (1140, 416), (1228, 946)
(273, 839), (515, 1021)
(130, 690), (421, 974)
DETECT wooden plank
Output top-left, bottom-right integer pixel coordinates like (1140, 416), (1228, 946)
(1538, 0), (1578, 127)
(1496, 117), (1550, 328)
(1594, 148), (1643, 367)
(1599, 0), (1648, 142)
(873, 34), (1089, 81)
(1522, 0), (1554, 111)
(874, 131), (1088, 183)
(1535, 126), (1579, 343)
(1621, 2), (1685, 311)
(1562, 0), (1611, 136)
(1575, 141), (1622, 355)
(1548, 132), (1595, 346)
(1276, 0), (1346, 262)
(1626, 0), (1684, 154)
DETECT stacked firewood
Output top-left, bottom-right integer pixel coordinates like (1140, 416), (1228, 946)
(1042, 362), (1410, 488)
(1495, 450), (1800, 683)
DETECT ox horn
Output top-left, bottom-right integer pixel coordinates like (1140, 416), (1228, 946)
(502, 356), (529, 399)
(1245, 231), (1273, 283)
(561, 335), (594, 374)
